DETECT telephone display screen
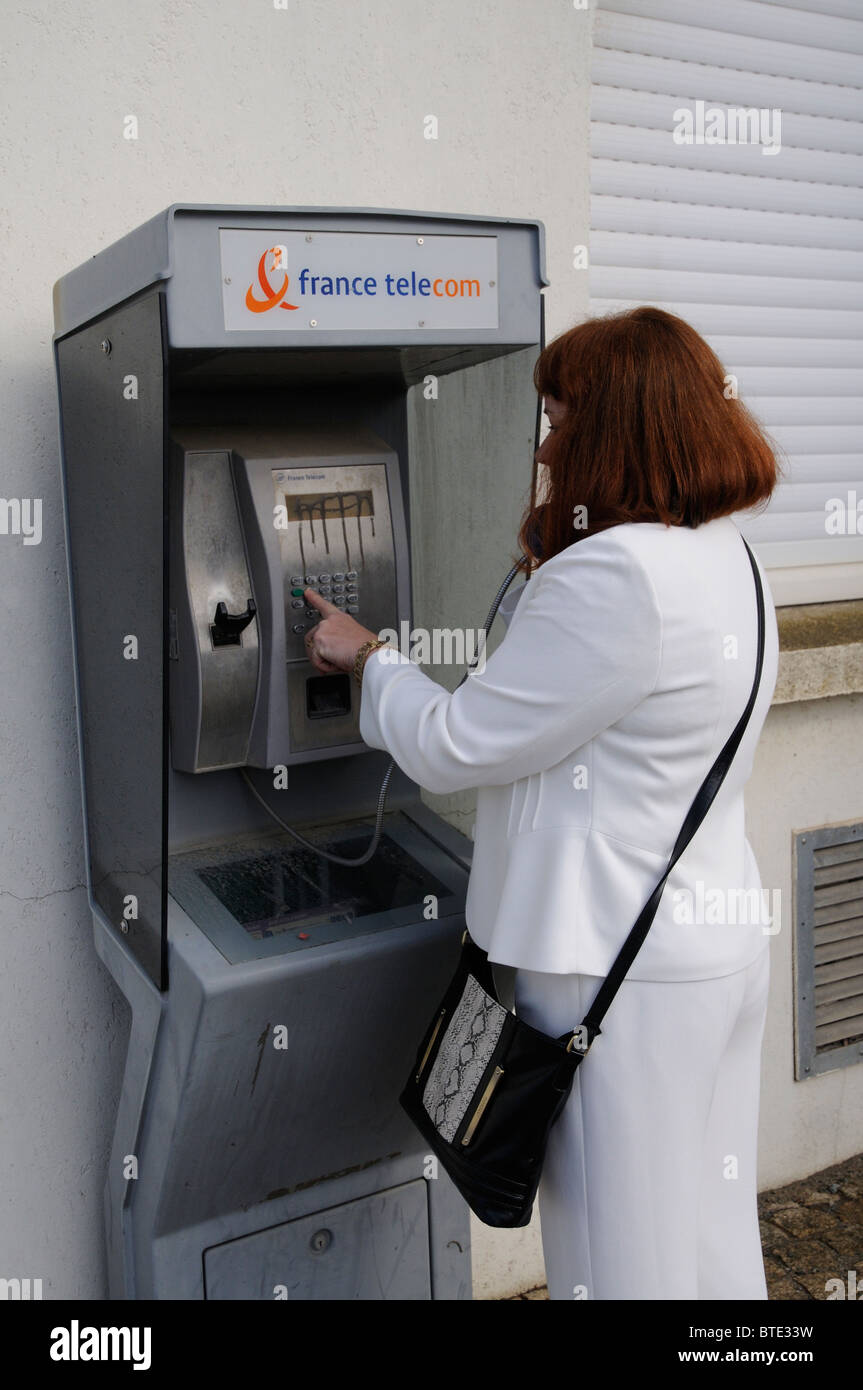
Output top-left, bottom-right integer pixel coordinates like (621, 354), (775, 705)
(284, 488), (374, 520)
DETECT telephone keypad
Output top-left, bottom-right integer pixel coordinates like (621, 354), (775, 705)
(290, 573), (363, 638)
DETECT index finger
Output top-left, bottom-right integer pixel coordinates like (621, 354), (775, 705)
(303, 586), (339, 612)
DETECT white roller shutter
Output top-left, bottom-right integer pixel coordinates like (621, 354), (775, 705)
(589, 0), (863, 603)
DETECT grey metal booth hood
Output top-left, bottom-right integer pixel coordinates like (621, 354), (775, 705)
(53, 202), (549, 348)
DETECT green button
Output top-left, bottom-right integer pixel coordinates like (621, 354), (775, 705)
(291, 587), (305, 597)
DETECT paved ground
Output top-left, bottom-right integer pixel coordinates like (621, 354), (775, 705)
(509, 1152), (863, 1300)
(759, 1151), (863, 1299)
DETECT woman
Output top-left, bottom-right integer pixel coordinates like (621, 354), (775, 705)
(303, 306), (780, 1301)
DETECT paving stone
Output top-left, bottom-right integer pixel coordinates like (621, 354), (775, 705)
(770, 1205), (830, 1240)
(770, 1204), (863, 1259)
(759, 1220), (801, 1263)
(833, 1196), (863, 1225)
(762, 1258), (811, 1301)
(773, 1239), (847, 1300)
(819, 1230), (863, 1263)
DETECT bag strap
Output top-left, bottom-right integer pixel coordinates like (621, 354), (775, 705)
(566, 535), (766, 1056)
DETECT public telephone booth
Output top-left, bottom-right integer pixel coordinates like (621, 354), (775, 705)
(53, 205), (546, 1299)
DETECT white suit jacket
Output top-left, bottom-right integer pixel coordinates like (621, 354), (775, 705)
(359, 517), (779, 981)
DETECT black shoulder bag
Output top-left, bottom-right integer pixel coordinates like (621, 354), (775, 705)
(399, 539), (766, 1228)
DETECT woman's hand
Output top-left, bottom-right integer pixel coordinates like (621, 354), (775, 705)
(302, 587), (381, 675)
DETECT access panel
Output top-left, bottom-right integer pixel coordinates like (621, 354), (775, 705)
(203, 1181), (430, 1299)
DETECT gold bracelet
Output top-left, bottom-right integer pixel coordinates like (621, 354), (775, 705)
(353, 637), (392, 688)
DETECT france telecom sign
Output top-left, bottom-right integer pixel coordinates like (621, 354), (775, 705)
(219, 228), (500, 332)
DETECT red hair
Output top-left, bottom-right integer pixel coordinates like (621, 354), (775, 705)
(517, 306), (780, 571)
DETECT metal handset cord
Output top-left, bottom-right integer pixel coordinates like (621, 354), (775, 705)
(241, 760), (394, 867)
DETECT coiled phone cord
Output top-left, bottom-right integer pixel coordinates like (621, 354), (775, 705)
(241, 555), (527, 867)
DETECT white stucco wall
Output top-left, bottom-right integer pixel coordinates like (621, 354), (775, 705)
(0, 0), (593, 1299)
(748, 692), (863, 1190)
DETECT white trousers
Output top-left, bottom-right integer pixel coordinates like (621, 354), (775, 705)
(513, 947), (770, 1301)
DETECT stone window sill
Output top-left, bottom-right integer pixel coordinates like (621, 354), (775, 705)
(774, 600), (863, 704)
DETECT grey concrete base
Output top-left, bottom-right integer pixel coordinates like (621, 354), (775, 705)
(775, 601), (863, 703)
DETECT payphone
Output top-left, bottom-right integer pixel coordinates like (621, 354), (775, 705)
(54, 205), (545, 1299)
(169, 424), (408, 771)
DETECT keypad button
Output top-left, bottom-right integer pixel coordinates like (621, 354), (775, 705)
(291, 599), (304, 609)
(291, 623), (307, 635)
(334, 596), (346, 607)
(304, 575), (317, 584)
(319, 573), (331, 582)
(346, 571), (358, 580)
(347, 604), (359, 613)
(290, 575), (303, 585)
(333, 572), (345, 581)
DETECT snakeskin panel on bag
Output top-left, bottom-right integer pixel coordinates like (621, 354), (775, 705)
(421, 975), (508, 1142)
